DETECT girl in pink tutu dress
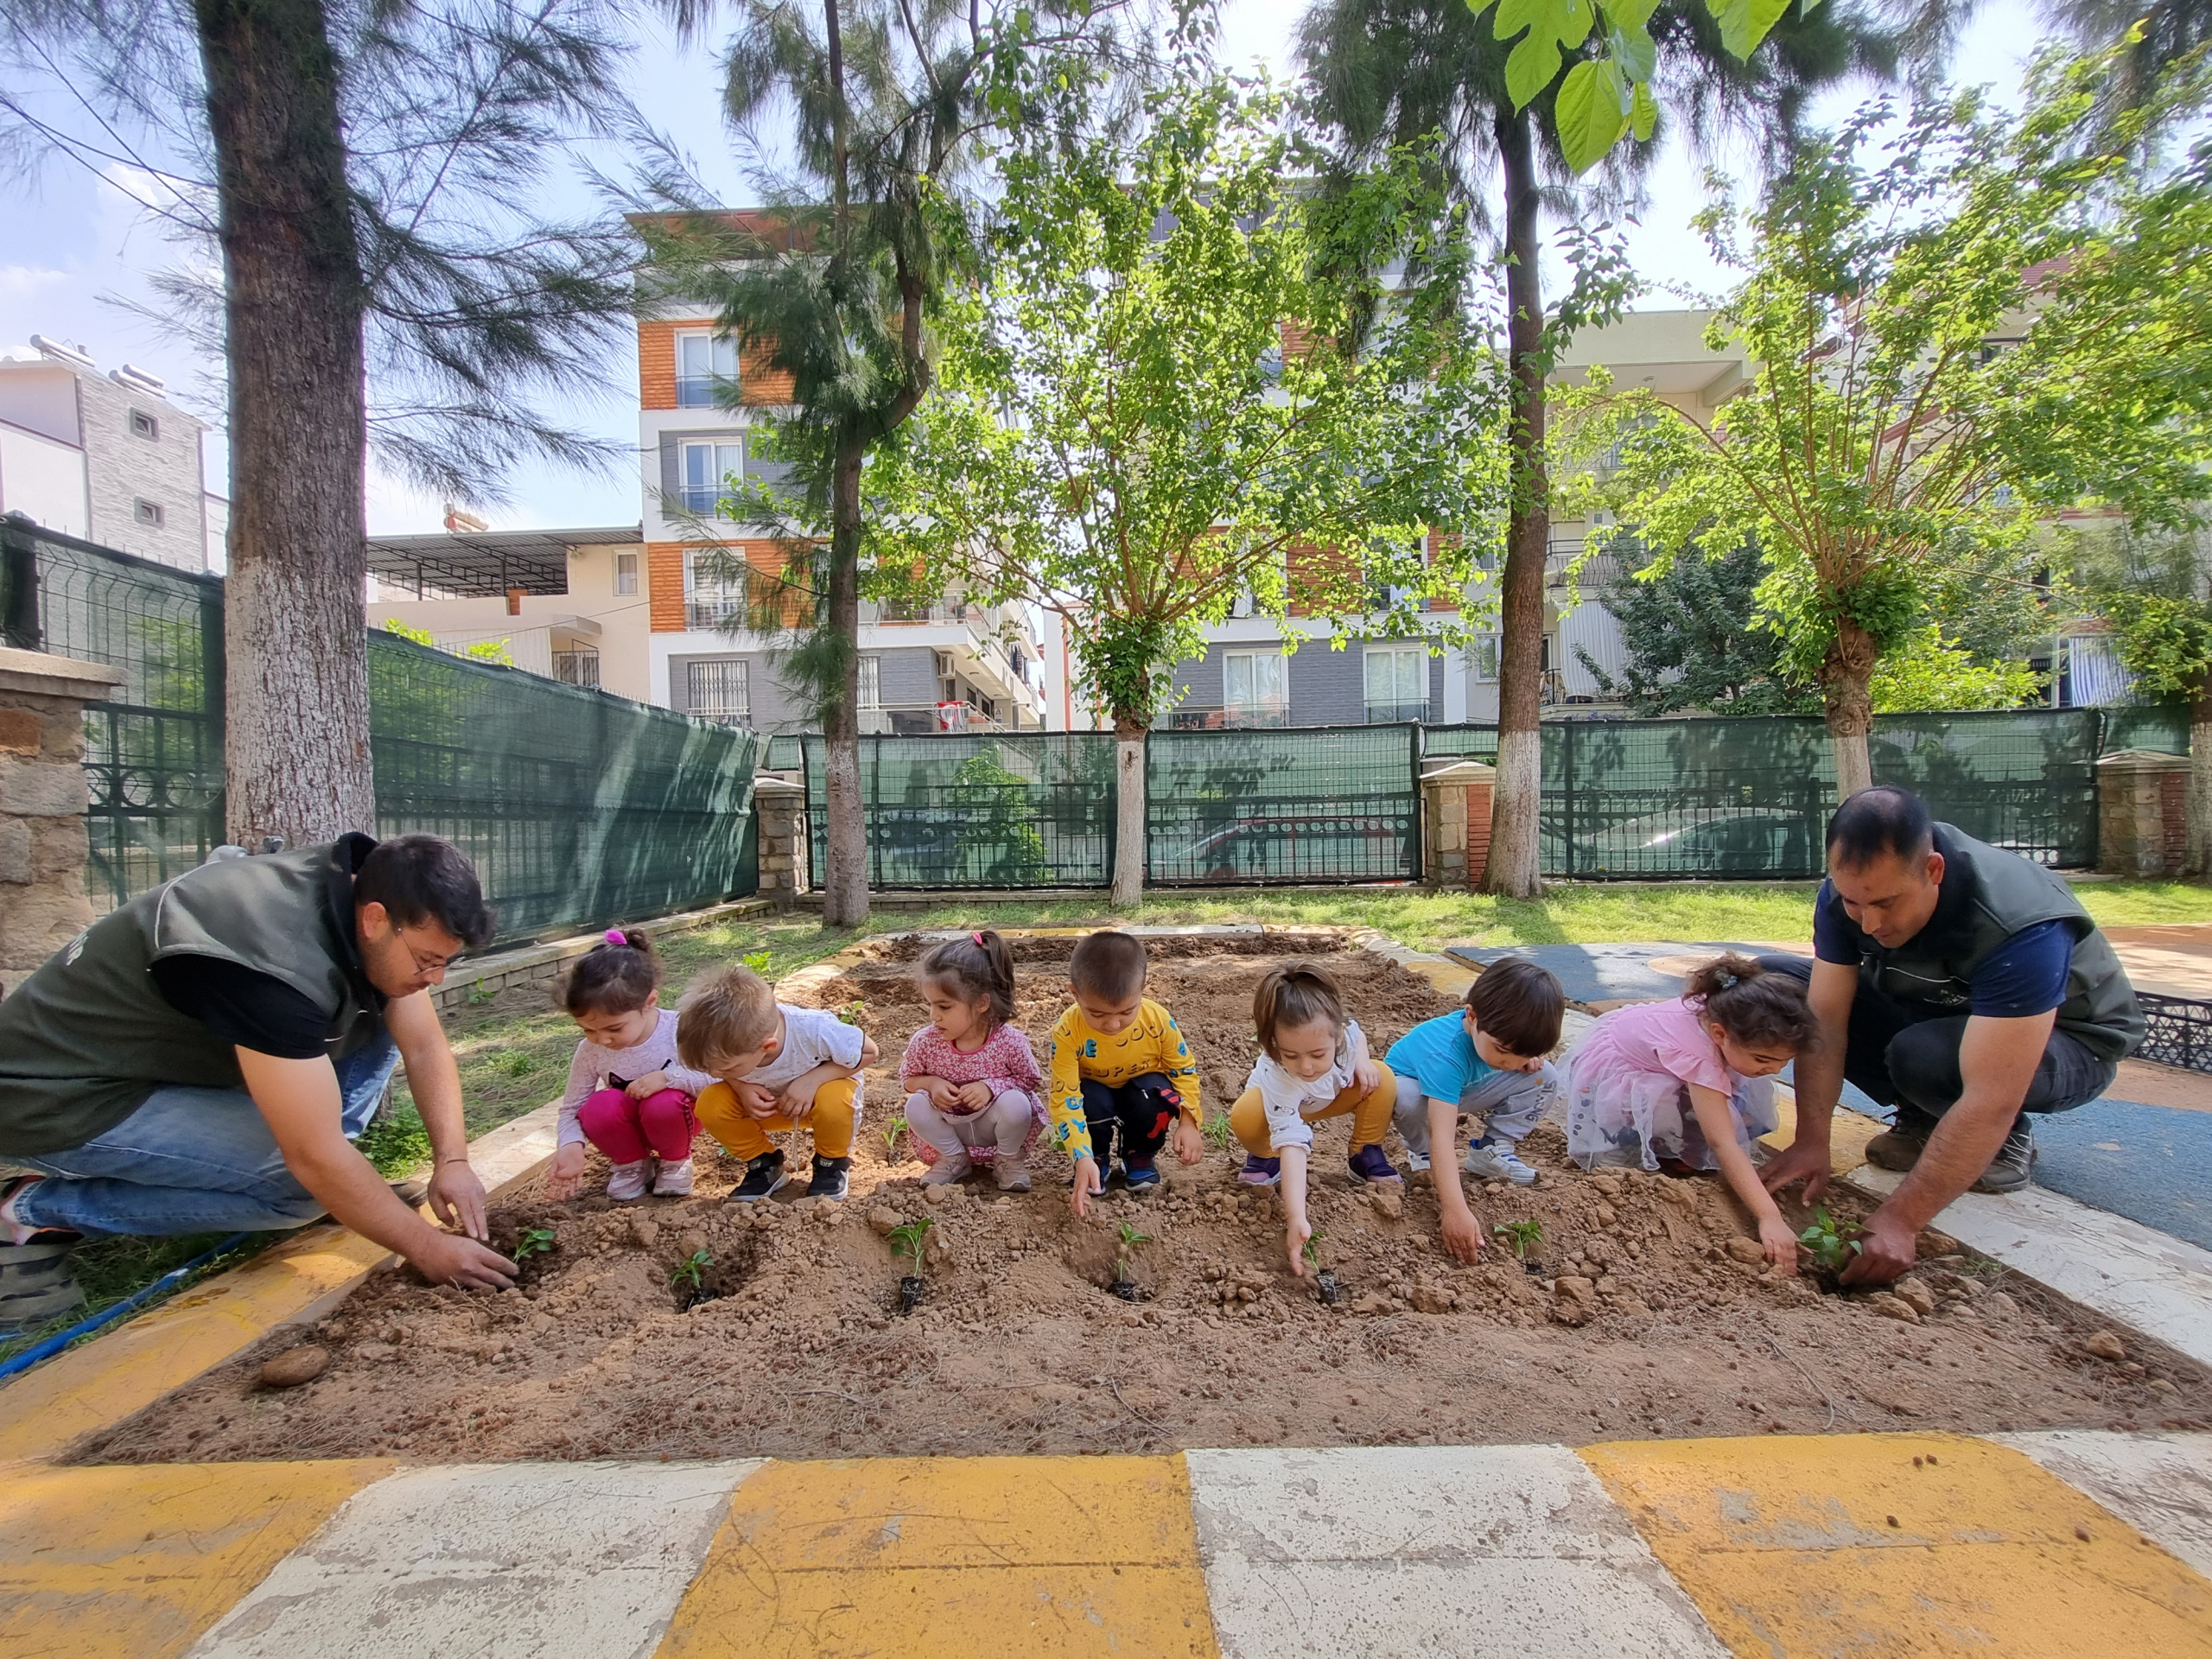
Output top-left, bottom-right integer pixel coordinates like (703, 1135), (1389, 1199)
(1566, 954), (1819, 1273)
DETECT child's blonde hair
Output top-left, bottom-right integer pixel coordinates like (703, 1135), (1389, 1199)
(677, 964), (779, 1071)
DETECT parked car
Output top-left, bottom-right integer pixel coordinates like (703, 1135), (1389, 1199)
(1575, 808), (1821, 877)
(1155, 811), (1411, 883)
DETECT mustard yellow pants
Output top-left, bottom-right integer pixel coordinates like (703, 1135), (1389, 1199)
(696, 1077), (858, 1161)
(1230, 1063), (1397, 1156)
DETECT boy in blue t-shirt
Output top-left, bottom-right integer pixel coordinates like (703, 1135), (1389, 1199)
(1387, 957), (1564, 1263)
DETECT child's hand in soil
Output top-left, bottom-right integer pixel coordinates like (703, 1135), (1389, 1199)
(545, 1143), (587, 1200)
(955, 1081), (993, 1112)
(1171, 1116), (1205, 1166)
(1439, 1205), (1484, 1265)
(1352, 1058), (1381, 1095)
(1285, 1215), (1312, 1278)
(624, 1071), (671, 1101)
(1069, 1155), (1102, 1218)
(1758, 1214), (1801, 1274)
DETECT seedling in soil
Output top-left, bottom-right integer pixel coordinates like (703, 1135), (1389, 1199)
(882, 1115), (909, 1161)
(1495, 1218), (1544, 1272)
(1797, 1208), (1862, 1278)
(888, 1218), (933, 1313)
(1305, 1230), (1340, 1305)
(670, 1248), (716, 1311)
(467, 980), (498, 1006)
(741, 949), (772, 975)
(513, 1227), (556, 1262)
(1204, 1114), (1235, 1152)
(1112, 1221), (1151, 1301)
(842, 999), (868, 1026)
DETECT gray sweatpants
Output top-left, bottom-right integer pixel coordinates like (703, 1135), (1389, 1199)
(1391, 1062), (1559, 1161)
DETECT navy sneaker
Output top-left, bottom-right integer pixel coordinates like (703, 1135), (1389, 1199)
(1122, 1154), (1161, 1192)
(728, 1150), (787, 1204)
(1238, 1154), (1281, 1186)
(1346, 1144), (1403, 1185)
(806, 1154), (850, 1202)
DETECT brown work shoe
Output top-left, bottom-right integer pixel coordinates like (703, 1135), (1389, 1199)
(1864, 1110), (1935, 1173)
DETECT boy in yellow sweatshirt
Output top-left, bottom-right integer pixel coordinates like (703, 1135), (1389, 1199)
(1046, 931), (1204, 1216)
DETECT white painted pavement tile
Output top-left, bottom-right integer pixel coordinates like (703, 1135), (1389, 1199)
(1848, 1167), (2212, 1367)
(1185, 1445), (1728, 1659)
(1999, 1430), (2212, 1581)
(187, 1458), (759, 1659)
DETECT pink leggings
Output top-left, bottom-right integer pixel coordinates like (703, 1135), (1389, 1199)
(575, 1087), (697, 1164)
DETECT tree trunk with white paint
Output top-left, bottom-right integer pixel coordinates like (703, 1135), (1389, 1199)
(1111, 715), (1146, 909)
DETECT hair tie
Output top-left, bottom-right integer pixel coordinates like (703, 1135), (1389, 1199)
(1715, 970), (1738, 989)
(972, 931), (985, 946)
(605, 929), (627, 946)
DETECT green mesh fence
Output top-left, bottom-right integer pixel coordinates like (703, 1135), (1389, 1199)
(1147, 725), (1421, 884)
(4, 525), (758, 941)
(802, 732), (1116, 888)
(2101, 705), (2190, 756)
(764, 734), (803, 772)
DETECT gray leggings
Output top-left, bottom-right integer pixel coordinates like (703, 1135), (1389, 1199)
(1390, 1063), (1558, 1156)
(905, 1088), (1033, 1160)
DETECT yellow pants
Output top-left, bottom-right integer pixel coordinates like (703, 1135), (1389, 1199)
(1230, 1063), (1397, 1156)
(696, 1077), (858, 1161)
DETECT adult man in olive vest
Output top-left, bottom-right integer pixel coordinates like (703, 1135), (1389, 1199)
(1758, 786), (2142, 1285)
(0, 833), (516, 1300)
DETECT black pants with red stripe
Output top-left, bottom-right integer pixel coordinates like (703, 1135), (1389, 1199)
(1079, 1072), (1180, 1166)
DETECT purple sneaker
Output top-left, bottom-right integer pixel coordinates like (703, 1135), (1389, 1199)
(1347, 1144), (1403, 1185)
(1238, 1154), (1281, 1186)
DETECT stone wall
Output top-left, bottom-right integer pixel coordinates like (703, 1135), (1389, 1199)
(0, 646), (124, 997)
(753, 776), (808, 909)
(2096, 749), (2191, 878)
(1420, 759), (1495, 891)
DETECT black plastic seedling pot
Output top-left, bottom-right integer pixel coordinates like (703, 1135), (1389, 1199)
(1315, 1269), (1341, 1306)
(899, 1275), (925, 1314)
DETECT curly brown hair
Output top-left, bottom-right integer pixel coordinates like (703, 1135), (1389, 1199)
(1685, 954), (1821, 1052)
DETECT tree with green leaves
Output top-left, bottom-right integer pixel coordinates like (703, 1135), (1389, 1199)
(1299, 0), (1917, 896)
(1555, 46), (2212, 796)
(2087, 529), (2212, 872)
(867, 75), (1506, 905)
(3, 0), (642, 847)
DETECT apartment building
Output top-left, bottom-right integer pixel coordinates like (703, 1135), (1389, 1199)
(0, 336), (225, 570)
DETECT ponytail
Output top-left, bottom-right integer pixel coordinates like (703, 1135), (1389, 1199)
(1253, 960), (1347, 1059)
(564, 927), (662, 1017)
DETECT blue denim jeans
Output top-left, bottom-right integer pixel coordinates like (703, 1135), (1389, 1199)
(14, 1031), (400, 1236)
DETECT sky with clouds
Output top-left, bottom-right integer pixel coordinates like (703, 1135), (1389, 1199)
(0, 0), (2052, 542)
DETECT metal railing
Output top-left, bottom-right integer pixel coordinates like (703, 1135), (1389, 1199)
(553, 651), (600, 689)
(1167, 702), (1291, 730)
(1365, 699), (1433, 724)
(675, 376), (731, 408)
(685, 598), (747, 630)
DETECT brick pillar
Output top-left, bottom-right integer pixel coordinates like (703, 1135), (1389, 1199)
(1421, 760), (1497, 890)
(2096, 748), (2190, 877)
(753, 775), (809, 910)
(0, 646), (125, 998)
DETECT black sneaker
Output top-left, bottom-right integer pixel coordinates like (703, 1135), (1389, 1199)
(1864, 1108), (1936, 1173)
(1972, 1117), (2037, 1195)
(806, 1155), (850, 1201)
(728, 1150), (787, 1204)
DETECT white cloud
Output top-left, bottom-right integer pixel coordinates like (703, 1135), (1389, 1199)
(0, 265), (71, 304)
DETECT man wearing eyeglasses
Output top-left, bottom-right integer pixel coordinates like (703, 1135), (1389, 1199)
(0, 833), (518, 1313)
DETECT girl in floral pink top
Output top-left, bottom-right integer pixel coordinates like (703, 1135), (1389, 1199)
(899, 931), (1045, 1192)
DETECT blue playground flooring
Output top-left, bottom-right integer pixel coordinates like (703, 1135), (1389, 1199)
(1446, 941), (2212, 1252)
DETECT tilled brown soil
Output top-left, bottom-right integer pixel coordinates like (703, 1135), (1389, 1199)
(82, 934), (2212, 1465)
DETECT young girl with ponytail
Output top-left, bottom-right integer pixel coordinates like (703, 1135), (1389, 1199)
(547, 929), (715, 1201)
(899, 930), (1045, 1192)
(1566, 953), (1820, 1273)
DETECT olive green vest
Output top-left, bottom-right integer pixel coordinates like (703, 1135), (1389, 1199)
(1855, 824), (2143, 1065)
(0, 836), (385, 1154)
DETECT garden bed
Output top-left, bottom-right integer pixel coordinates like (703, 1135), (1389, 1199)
(79, 931), (2212, 1465)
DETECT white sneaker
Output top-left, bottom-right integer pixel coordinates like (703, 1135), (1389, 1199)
(921, 1151), (973, 1186)
(606, 1160), (650, 1201)
(1462, 1140), (1536, 1186)
(652, 1157), (695, 1198)
(1403, 1149), (1433, 1173)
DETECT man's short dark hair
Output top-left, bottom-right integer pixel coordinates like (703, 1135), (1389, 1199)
(356, 834), (495, 949)
(1466, 957), (1563, 1058)
(1069, 930), (1148, 1002)
(1826, 786), (1935, 870)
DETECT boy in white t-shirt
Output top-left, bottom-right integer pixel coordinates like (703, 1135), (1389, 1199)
(678, 965), (879, 1201)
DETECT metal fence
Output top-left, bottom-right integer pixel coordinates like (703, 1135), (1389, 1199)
(1146, 724), (1420, 884)
(2, 523), (759, 944)
(800, 732), (1116, 888)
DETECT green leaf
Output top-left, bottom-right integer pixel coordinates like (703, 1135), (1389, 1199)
(1556, 57), (1631, 172)
(1558, 0), (1596, 48)
(1489, 0), (1543, 39)
(1630, 78), (1658, 141)
(1707, 0), (1794, 59)
(1608, 20), (1658, 83)
(1505, 29), (1565, 108)
(1600, 0), (1660, 26)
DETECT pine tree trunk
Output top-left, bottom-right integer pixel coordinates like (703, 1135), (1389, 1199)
(198, 0), (373, 845)
(2187, 677), (2212, 877)
(821, 433), (869, 928)
(1824, 617), (1878, 800)
(1483, 108), (1547, 899)
(1111, 713), (1146, 909)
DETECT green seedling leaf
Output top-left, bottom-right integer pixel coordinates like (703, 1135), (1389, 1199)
(1302, 1228), (1325, 1269)
(888, 1217), (934, 1268)
(842, 1000), (868, 1026)
(1116, 1221), (1151, 1249)
(670, 1248), (713, 1290)
(513, 1227), (556, 1262)
(1796, 1206), (1862, 1274)
(882, 1114), (909, 1158)
(1493, 1217), (1544, 1260)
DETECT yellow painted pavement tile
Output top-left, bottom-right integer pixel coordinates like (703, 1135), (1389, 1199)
(1581, 1432), (2212, 1658)
(1763, 1087), (1881, 1176)
(0, 1225), (388, 1464)
(0, 1457), (393, 1659)
(655, 1454), (1221, 1658)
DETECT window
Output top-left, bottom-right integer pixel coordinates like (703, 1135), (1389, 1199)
(680, 440), (743, 514)
(1365, 644), (1427, 722)
(686, 658), (749, 723)
(133, 499), (164, 527)
(1472, 635), (1500, 683)
(1222, 650), (1288, 727)
(129, 409), (159, 441)
(676, 332), (739, 406)
(683, 547), (748, 629)
(857, 654), (881, 709)
(614, 551), (639, 595)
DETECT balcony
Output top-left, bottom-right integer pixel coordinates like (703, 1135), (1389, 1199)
(553, 651), (600, 690)
(677, 486), (724, 514)
(1168, 701), (1291, 730)
(858, 700), (1032, 735)
(1365, 699), (1433, 724)
(676, 376), (732, 409)
(686, 598), (748, 631)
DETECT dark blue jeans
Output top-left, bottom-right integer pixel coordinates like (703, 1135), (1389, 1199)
(1079, 1071), (1181, 1166)
(1755, 955), (2113, 1125)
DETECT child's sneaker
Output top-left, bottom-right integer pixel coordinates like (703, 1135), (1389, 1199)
(921, 1152), (972, 1187)
(728, 1150), (787, 1204)
(1238, 1154), (1281, 1186)
(806, 1155), (850, 1201)
(1122, 1154), (1161, 1192)
(1346, 1145), (1402, 1185)
(1403, 1148), (1432, 1174)
(607, 1159), (651, 1202)
(1462, 1137), (1536, 1186)
(652, 1158), (695, 1198)
(994, 1157), (1032, 1192)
